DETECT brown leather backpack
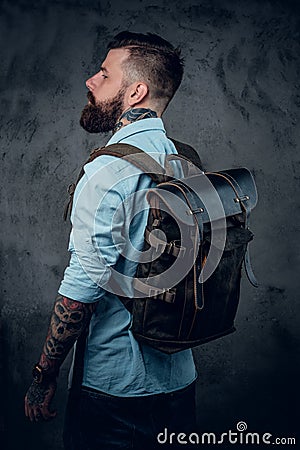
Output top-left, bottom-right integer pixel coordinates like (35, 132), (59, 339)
(65, 141), (258, 354)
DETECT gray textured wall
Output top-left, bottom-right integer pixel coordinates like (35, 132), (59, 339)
(1, 0), (300, 449)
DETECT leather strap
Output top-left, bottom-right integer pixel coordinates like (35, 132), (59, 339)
(64, 142), (172, 221)
(89, 144), (168, 184)
(144, 228), (186, 258)
(64, 140), (202, 221)
(132, 278), (177, 303)
(215, 172), (258, 287)
(243, 246), (258, 287)
(170, 138), (203, 170)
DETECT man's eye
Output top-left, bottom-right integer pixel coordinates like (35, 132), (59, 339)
(102, 74), (108, 79)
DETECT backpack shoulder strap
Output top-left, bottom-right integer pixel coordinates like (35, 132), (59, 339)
(89, 143), (167, 184)
(64, 140), (201, 221)
(90, 140), (203, 177)
(64, 143), (167, 221)
(170, 138), (203, 170)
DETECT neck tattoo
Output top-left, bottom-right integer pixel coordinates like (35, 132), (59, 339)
(114, 108), (157, 133)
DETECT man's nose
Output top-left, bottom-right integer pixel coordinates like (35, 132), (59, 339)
(85, 74), (97, 90)
(85, 77), (93, 91)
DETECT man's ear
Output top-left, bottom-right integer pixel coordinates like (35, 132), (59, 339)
(127, 82), (149, 107)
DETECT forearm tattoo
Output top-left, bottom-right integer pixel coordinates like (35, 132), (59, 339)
(39, 295), (96, 375)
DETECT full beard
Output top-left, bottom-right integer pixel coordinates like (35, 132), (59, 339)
(80, 88), (126, 133)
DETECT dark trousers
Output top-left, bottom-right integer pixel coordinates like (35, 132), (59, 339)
(63, 382), (196, 450)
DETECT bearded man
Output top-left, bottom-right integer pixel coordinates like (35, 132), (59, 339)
(25, 31), (198, 450)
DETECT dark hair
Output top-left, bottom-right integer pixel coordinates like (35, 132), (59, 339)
(107, 31), (184, 111)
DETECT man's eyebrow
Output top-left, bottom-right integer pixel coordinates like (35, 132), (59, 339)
(100, 66), (108, 73)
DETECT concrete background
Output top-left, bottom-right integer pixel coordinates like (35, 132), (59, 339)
(1, 0), (299, 448)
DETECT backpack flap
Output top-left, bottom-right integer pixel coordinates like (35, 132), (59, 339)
(170, 168), (258, 225)
(146, 186), (197, 227)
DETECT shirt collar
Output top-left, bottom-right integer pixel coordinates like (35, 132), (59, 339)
(106, 118), (166, 145)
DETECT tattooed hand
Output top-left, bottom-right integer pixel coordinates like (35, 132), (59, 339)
(24, 379), (57, 422)
(24, 295), (96, 422)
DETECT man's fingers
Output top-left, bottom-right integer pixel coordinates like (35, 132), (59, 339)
(28, 405), (57, 422)
(24, 396), (32, 419)
(46, 411), (57, 420)
(39, 405), (57, 421)
(25, 396), (37, 422)
(28, 405), (36, 422)
(34, 408), (43, 422)
(25, 398), (56, 422)
(25, 380), (57, 422)
(24, 397), (28, 417)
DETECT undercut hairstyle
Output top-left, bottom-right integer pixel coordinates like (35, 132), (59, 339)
(107, 31), (184, 112)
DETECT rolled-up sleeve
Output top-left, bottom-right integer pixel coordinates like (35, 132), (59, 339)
(59, 157), (128, 303)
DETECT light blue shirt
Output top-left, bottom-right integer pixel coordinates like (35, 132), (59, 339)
(59, 118), (197, 396)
